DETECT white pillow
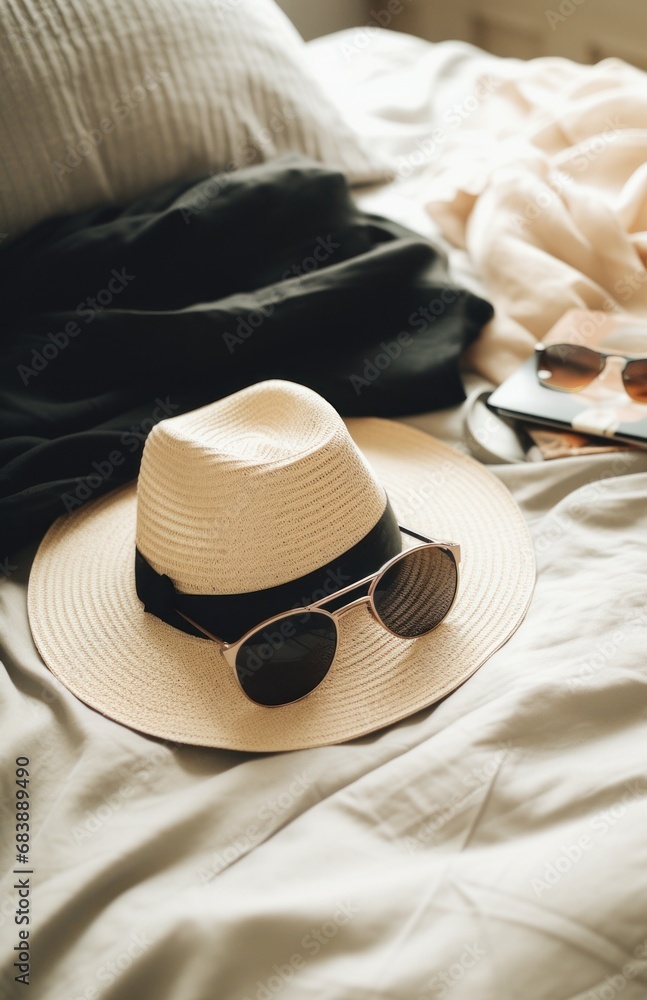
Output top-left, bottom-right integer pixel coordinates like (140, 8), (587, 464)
(0, 0), (387, 240)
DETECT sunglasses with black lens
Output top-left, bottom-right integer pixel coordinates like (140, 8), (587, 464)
(177, 527), (461, 707)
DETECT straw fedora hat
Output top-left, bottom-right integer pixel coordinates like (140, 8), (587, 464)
(28, 380), (535, 752)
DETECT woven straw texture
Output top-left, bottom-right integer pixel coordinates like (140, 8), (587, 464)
(28, 383), (536, 752)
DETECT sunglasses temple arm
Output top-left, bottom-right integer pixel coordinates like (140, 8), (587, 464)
(400, 525), (460, 550)
(399, 524), (433, 544)
(175, 609), (227, 646)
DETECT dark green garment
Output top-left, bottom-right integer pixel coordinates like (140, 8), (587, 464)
(0, 157), (492, 554)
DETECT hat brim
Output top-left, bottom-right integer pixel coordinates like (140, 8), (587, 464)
(27, 418), (535, 752)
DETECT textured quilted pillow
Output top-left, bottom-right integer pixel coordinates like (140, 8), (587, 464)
(0, 0), (387, 240)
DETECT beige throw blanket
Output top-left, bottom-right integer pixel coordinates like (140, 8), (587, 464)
(424, 55), (647, 382)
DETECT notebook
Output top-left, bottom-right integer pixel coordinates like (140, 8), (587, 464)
(487, 310), (647, 450)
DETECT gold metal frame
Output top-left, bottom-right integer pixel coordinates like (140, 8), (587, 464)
(177, 526), (461, 707)
(535, 342), (647, 401)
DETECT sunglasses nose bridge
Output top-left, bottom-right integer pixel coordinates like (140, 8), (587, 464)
(330, 594), (372, 619)
(604, 354), (629, 365)
(597, 354), (627, 387)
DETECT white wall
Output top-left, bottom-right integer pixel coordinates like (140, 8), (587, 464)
(395, 0), (647, 69)
(276, 0), (367, 40)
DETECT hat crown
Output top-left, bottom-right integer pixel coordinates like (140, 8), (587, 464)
(135, 381), (387, 594)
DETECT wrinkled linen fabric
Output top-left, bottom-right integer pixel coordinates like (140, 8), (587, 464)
(0, 156), (492, 555)
(2, 400), (647, 1000)
(422, 53), (647, 382)
(310, 30), (647, 384)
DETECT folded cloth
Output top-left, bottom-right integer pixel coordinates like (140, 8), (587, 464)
(0, 156), (492, 554)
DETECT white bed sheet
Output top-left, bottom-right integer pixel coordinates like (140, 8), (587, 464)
(308, 28), (507, 302)
(1, 27), (647, 1000)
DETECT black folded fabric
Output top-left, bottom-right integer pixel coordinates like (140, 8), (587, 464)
(0, 156), (492, 554)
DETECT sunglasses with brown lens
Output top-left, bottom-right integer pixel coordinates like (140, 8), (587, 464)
(535, 342), (647, 404)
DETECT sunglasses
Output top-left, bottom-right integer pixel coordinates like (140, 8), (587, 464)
(177, 527), (460, 707)
(535, 342), (647, 403)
